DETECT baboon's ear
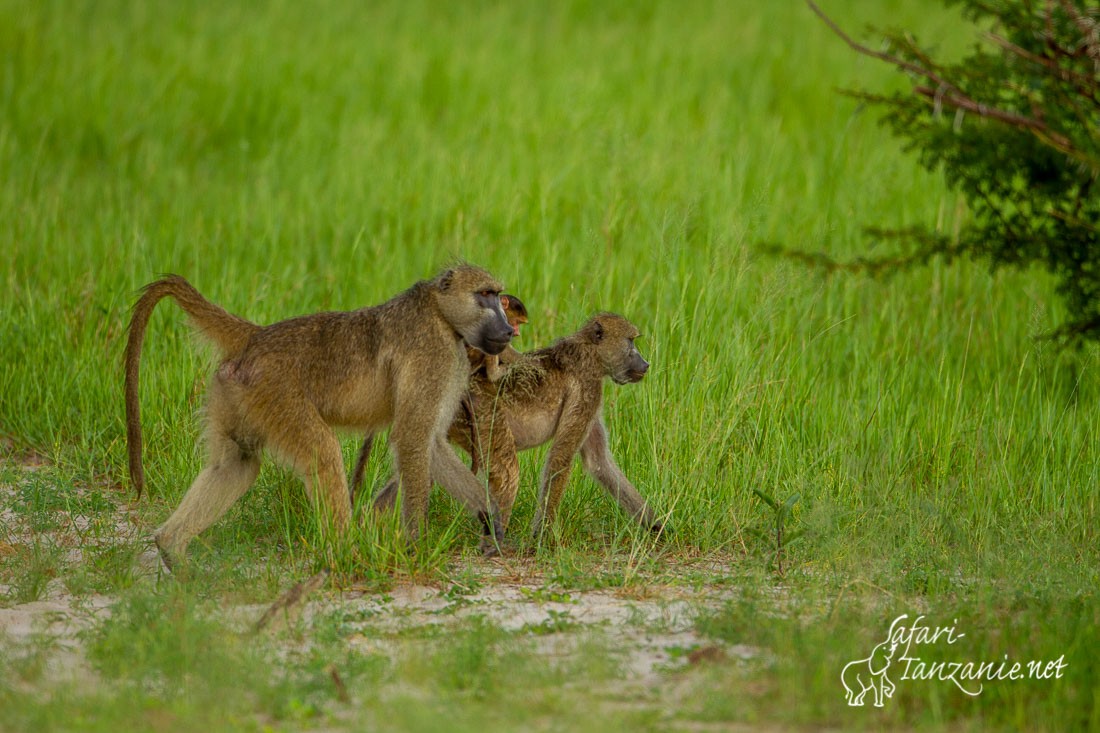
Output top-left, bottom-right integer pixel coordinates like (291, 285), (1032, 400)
(439, 269), (455, 291)
(589, 320), (605, 343)
(500, 294), (511, 309)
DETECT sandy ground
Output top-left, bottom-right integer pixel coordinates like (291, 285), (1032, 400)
(0, 464), (753, 692)
(254, 569), (755, 684)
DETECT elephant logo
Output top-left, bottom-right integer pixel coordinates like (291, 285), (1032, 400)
(841, 616), (906, 707)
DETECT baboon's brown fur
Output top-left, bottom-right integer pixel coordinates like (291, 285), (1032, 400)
(375, 313), (662, 538)
(124, 265), (514, 568)
(348, 293), (529, 501)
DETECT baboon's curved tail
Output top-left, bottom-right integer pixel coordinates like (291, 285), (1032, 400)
(125, 275), (259, 498)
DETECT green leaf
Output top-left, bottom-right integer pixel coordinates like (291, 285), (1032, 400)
(780, 529), (805, 547)
(752, 488), (778, 511)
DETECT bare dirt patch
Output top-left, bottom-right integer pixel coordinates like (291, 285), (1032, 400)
(280, 567), (754, 684)
(1, 467), (752, 696)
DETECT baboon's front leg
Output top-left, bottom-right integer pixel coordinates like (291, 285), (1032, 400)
(430, 435), (505, 552)
(530, 396), (590, 539)
(370, 440), (505, 551)
(483, 354), (507, 383)
(390, 429), (432, 543)
(580, 418), (662, 532)
(388, 365), (460, 543)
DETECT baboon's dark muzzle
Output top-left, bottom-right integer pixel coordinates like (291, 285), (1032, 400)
(626, 357), (649, 382)
(476, 320), (514, 355)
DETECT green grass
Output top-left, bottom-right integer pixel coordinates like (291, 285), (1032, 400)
(1, 0), (1097, 730)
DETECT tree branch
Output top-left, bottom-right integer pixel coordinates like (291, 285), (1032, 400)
(804, 0), (963, 94)
(911, 85), (1074, 149)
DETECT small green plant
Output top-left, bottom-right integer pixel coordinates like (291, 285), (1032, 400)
(443, 565), (485, 600)
(521, 609), (577, 636)
(750, 489), (804, 577)
(437, 586), (485, 616)
(82, 542), (142, 593)
(519, 586), (576, 604)
(431, 615), (514, 697)
(3, 540), (60, 605)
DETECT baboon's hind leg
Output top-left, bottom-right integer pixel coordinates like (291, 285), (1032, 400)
(580, 418), (661, 532)
(154, 429), (261, 570)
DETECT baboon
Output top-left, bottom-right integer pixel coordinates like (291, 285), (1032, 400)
(374, 313), (662, 538)
(348, 293), (529, 502)
(477, 293), (528, 383)
(125, 265), (513, 568)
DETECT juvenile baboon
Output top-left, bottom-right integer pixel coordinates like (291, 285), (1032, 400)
(125, 265), (513, 568)
(348, 293), (529, 501)
(374, 313), (662, 538)
(477, 293), (528, 383)
(462, 292), (530, 479)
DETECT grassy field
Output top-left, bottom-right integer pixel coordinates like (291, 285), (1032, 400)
(1, 0), (1097, 730)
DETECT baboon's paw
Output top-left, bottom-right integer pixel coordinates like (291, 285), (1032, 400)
(651, 521), (672, 538)
(153, 533), (184, 576)
(478, 534), (517, 558)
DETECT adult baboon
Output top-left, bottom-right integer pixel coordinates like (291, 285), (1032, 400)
(374, 313), (662, 538)
(125, 265), (513, 568)
(348, 293), (529, 502)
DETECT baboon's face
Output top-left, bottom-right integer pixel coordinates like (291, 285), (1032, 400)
(501, 294), (529, 336)
(437, 265), (514, 356)
(587, 314), (650, 385)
